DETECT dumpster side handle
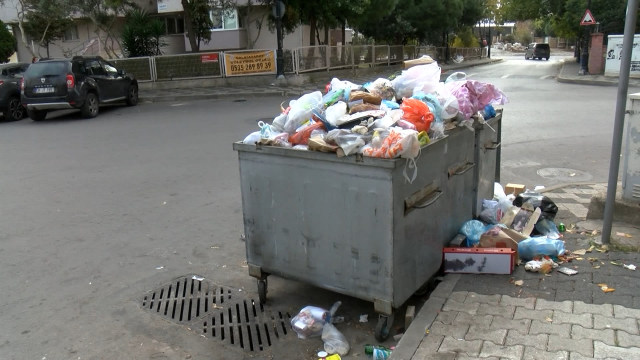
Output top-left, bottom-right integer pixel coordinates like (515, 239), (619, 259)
(404, 181), (443, 215)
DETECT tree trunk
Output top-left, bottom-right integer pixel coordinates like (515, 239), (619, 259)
(309, 16), (316, 46)
(181, 0), (199, 52)
(324, 26), (329, 46)
(341, 21), (346, 65)
(46, 43), (50, 58)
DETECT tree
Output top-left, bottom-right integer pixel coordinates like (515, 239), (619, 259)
(181, 0), (235, 52)
(188, 0), (214, 49)
(120, 9), (165, 57)
(23, 12), (73, 57)
(0, 20), (17, 63)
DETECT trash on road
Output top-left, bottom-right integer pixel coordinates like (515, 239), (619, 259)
(598, 284), (616, 293)
(444, 247), (516, 274)
(616, 232), (634, 238)
(322, 323), (350, 356)
(291, 302), (342, 339)
(524, 257), (557, 274)
(518, 237), (565, 261)
(365, 344), (392, 359)
(359, 314), (369, 323)
(156, 266), (164, 270)
(624, 264), (637, 271)
(557, 267), (578, 276)
(514, 280), (524, 286)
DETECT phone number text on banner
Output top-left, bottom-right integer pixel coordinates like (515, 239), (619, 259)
(224, 51), (276, 76)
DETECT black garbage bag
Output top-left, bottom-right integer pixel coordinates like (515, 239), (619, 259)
(513, 191), (558, 220)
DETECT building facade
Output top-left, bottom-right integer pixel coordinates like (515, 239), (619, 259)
(0, 0), (350, 63)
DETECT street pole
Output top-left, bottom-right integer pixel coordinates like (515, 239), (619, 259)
(275, 0), (284, 78)
(601, 0), (639, 244)
(580, 0), (592, 74)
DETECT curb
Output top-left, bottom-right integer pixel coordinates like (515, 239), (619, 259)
(556, 61), (640, 87)
(139, 91), (289, 103)
(442, 58), (504, 73)
(539, 181), (604, 194)
(388, 274), (461, 360)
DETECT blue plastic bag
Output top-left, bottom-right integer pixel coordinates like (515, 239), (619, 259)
(518, 237), (566, 261)
(482, 105), (496, 119)
(459, 220), (486, 247)
(381, 99), (400, 110)
(411, 92), (443, 124)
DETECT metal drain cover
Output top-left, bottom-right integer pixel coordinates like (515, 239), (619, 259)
(537, 168), (593, 182)
(141, 275), (293, 352)
(202, 299), (292, 352)
(141, 275), (235, 324)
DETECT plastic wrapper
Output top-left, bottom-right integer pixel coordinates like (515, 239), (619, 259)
(493, 183), (513, 215)
(349, 91), (382, 105)
(482, 104), (497, 119)
(349, 103), (380, 114)
(365, 78), (395, 101)
(323, 89), (344, 108)
(413, 92), (443, 124)
(348, 99), (364, 108)
(459, 220), (488, 247)
(418, 131), (430, 146)
(535, 218), (560, 239)
(372, 113), (397, 129)
(272, 113), (287, 132)
(291, 302), (341, 339)
(445, 80), (509, 120)
(330, 78), (360, 92)
(397, 119), (416, 130)
(361, 128), (420, 159)
(284, 91), (323, 133)
(289, 122), (326, 146)
(479, 199), (504, 224)
(513, 191), (558, 220)
(258, 131), (292, 148)
(432, 82), (460, 120)
(524, 258), (557, 273)
(400, 98), (434, 133)
(381, 99), (400, 110)
(429, 121), (445, 141)
(327, 129), (371, 156)
(322, 323), (350, 356)
(392, 62), (441, 99)
(293, 144), (309, 150)
(310, 129), (327, 140)
(242, 131), (261, 144)
(325, 102), (348, 126)
(445, 72), (467, 83)
(518, 237), (566, 261)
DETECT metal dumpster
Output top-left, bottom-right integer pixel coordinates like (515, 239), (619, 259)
(233, 110), (502, 341)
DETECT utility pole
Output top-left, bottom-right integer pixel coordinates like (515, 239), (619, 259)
(601, 0), (640, 244)
(275, 0), (284, 78)
(580, 0), (592, 74)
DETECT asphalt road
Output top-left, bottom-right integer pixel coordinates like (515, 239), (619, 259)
(0, 56), (622, 359)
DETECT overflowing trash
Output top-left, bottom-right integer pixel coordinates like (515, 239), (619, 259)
(291, 302), (342, 339)
(240, 61), (509, 184)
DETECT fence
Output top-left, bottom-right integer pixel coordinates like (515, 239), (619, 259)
(108, 45), (485, 82)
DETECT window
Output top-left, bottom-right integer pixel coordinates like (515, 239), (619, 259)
(210, 9), (238, 30)
(85, 60), (106, 76)
(165, 16), (185, 35)
(25, 62), (68, 77)
(64, 25), (79, 41)
(3, 65), (28, 77)
(101, 61), (118, 76)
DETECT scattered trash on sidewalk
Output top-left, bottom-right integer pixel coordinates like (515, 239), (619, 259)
(359, 314), (369, 323)
(156, 266), (164, 270)
(557, 267), (578, 276)
(524, 258), (556, 274)
(365, 344), (392, 360)
(191, 275), (204, 281)
(291, 302), (342, 339)
(514, 280), (524, 286)
(624, 264), (637, 271)
(598, 284), (616, 293)
(322, 323), (350, 356)
(616, 232), (634, 238)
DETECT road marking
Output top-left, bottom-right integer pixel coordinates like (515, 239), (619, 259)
(540, 75), (552, 80)
(171, 103), (186, 107)
(467, 73), (476, 78)
(501, 74), (511, 79)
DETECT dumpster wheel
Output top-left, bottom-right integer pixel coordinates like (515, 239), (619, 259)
(257, 279), (267, 305)
(375, 314), (393, 342)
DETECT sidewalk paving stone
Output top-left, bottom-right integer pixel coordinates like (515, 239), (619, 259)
(571, 325), (615, 346)
(429, 322), (470, 339)
(594, 315), (639, 334)
(435, 311), (459, 325)
(453, 313), (492, 328)
(464, 326), (506, 344)
(594, 341), (640, 358)
(613, 305), (640, 319)
(438, 337), (483, 356)
(477, 303), (515, 317)
(552, 311), (593, 328)
(523, 347), (568, 360)
(489, 316), (532, 331)
(573, 302), (613, 317)
(504, 329), (548, 350)
(616, 330), (640, 348)
(514, 307), (553, 322)
(547, 336), (594, 357)
(537, 299), (573, 313)
(529, 320), (571, 337)
(455, 355), (499, 360)
(501, 295), (536, 309)
(479, 341), (524, 360)
(443, 299), (478, 315)
(464, 293), (500, 305)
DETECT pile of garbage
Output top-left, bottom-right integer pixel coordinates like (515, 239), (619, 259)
(242, 61), (509, 183)
(446, 183), (568, 275)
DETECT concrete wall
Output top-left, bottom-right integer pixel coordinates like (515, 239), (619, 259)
(184, 29), (248, 52)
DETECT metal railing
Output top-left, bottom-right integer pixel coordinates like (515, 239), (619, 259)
(107, 44), (485, 82)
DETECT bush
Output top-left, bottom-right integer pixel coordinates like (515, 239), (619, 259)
(503, 34), (515, 44)
(0, 20), (16, 63)
(452, 27), (480, 48)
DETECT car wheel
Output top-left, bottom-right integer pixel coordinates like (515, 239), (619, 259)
(546, 57), (550, 61)
(27, 108), (47, 121)
(81, 92), (99, 118)
(4, 96), (25, 121)
(126, 84), (138, 106)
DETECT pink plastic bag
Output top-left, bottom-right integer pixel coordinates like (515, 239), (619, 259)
(445, 80), (508, 120)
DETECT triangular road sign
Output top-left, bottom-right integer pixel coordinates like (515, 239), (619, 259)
(581, 9), (596, 26)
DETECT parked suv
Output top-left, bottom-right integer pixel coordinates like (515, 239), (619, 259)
(0, 63), (29, 121)
(21, 56), (138, 121)
(525, 43), (551, 61)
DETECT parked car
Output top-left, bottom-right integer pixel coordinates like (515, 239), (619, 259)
(0, 63), (30, 121)
(525, 43), (551, 61)
(21, 56), (138, 121)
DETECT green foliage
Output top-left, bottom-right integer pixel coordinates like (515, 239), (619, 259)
(189, 0), (214, 46)
(0, 20), (16, 63)
(514, 21), (534, 44)
(503, 33), (515, 43)
(452, 27), (479, 48)
(121, 9), (165, 57)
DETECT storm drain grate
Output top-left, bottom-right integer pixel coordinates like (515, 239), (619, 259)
(202, 298), (292, 352)
(141, 275), (234, 324)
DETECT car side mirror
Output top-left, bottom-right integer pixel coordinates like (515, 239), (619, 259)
(118, 69), (126, 76)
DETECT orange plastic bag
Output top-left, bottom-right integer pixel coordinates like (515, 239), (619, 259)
(400, 98), (434, 133)
(289, 122), (326, 146)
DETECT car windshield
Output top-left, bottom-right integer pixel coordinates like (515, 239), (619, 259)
(537, 44), (550, 50)
(25, 62), (67, 77)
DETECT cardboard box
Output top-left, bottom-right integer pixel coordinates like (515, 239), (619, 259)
(403, 56), (435, 69)
(479, 229), (520, 257)
(443, 247), (516, 274)
(505, 183), (526, 196)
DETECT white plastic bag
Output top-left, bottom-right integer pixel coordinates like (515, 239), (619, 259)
(322, 323), (350, 356)
(432, 82), (460, 120)
(291, 302), (341, 339)
(272, 113), (287, 132)
(494, 183), (512, 215)
(284, 91), (323, 134)
(325, 101), (347, 126)
(242, 131), (261, 144)
(330, 78), (360, 92)
(392, 62), (441, 100)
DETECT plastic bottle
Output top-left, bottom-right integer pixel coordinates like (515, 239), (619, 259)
(364, 344), (391, 355)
